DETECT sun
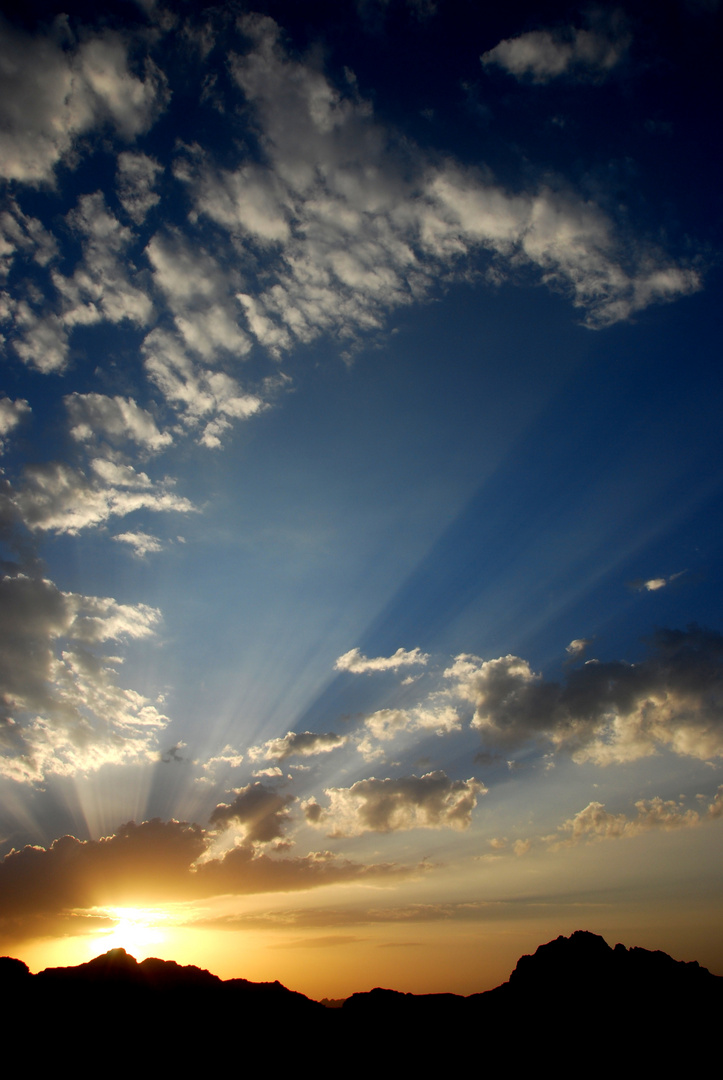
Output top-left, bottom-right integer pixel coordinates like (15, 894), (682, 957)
(96, 907), (169, 958)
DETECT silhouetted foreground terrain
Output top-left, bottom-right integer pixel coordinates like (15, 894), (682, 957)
(4, 932), (719, 1066)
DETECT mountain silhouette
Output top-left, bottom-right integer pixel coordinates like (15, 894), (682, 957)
(4, 931), (719, 1066)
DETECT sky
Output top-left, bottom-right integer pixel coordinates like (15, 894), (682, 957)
(1, 0), (722, 998)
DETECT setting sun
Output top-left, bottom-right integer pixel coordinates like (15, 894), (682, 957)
(95, 908), (170, 959)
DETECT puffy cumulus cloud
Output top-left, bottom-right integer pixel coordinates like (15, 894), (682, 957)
(116, 150), (163, 223)
(10, 459), (194, 534)
(0, 571), (168, 784)
(481, 14), (631, 83)
(445, 627), (723, 764)
(249, 730), (348, 762)
(302, 771), (486, 837)
(112, 531), (163, 557)
(0, 397), (30, 453)
(0, 17), (169, 185)
(167, 13), (700, 357)
(66, 393), (171, 451)
(335, 646), (430, 674)
(52, 192), (153, 329)
(357, 705), (460, 761)
(209, 782), (295, 843)
(197, 744), (245, 782)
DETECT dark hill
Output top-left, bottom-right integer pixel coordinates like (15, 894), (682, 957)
(3, 932), (719, 1067)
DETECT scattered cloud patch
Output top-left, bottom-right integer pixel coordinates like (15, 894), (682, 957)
(0, 570), (168, 784)
(0, 18), (169, 184)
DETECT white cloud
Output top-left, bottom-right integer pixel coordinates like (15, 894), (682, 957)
(0, 571), (168, 783)
(11, 302), (68, 373)
(0, 397), (30, 452)
(335, 646), (430, 673)
(631, 570), (687, 592)
(113, 531), (163, 557)
(0, 18), (168, 184)
(116, 150), (163, 223)
(65, 393), (172, 451)
(302, 771), (486, 836)
(566, 638), (592, 657)
(11, 460), (194, 534)
(481, 17), (631, 83)
(168, 12), (699, 355)
(357, 704), (460, 760)
(249, 730), (348, 761)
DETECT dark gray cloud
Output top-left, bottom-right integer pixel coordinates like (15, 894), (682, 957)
(303, 771), (485, 836)
(249, 730), (348, 762)
(210, 781), (295, 842)
(446, 626), (723, 764)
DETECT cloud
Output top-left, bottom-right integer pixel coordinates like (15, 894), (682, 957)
(0, 818), (413, 939)
(0, 571), (168, 783)
(112, 531), (163, 557)
(302, 771), (485, 836)
(357, 705), (460, 761)
(0, 199), (58, 280)
(630, 571), (687, 592)
(335, 646), (430, 674)
(141, 328), (265, 449)
(550, 789), (723, 847)
(0, 18), (169, 184)
(553, 797), (701, 845)
(209, 782), (295, 843)
(249, 731), (348, 762)
(53, 192), (153, 329)
(166, 11), (700, 354)
(0, 397), (30, 453)
(481, 15), (631, 83)
(445, 626), (723, 764)
(11, 460), (194, 534)
(566, 638), (592, 658)
(66, 393), (172, 451)
(116, 151), (163, 223)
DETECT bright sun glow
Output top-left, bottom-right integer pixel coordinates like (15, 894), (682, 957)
(95, 907), (170, 958)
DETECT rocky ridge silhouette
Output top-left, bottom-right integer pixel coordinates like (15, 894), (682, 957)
(4, 931), (719, 1066)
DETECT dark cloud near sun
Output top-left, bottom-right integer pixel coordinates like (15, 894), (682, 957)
(209, 781), (295, 842)
(0, 817), (416, 941)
